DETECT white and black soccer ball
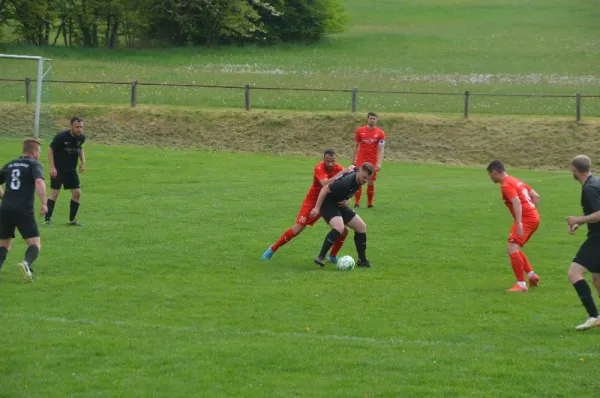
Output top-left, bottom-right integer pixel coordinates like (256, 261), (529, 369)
(336, 255), (355, 271)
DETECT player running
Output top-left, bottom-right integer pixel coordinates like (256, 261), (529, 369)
(262, 149), (354, 262)
(487, 160), (541, 292)
(0, 138), (48, 282)
(352, 112), (385, 208)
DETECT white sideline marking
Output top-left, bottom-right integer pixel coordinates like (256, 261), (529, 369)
(3, 313), (597, 357)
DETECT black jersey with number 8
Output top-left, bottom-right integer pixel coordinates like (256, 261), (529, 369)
(0, 157), (44, 213)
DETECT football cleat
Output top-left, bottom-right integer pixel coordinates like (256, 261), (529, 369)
(68, 220), (84, 227)
(357, 259), (372, 268)
(261, 247), (274, 260)
(506, 283), (528, 292)
(327, 255), (338, 264)
(528, 273), (540, 288)
(575, 317), (600, 331)
(18, 261), (34, 283)
(314, 257), (325, 267)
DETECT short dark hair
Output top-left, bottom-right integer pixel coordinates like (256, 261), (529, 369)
(486, 160), (505, 173)
(360, 162), (375, 175)
(323, 149), (336, 157)
(572, 155), (591, 173)
(367, 112), (377, 118)
(70, 116), (83, 125)
(22, 138), (41, 154)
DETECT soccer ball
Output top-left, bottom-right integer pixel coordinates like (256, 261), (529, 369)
(337, 255), (355, 271)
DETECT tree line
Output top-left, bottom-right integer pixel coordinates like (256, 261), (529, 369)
(0, 0), (348, 47)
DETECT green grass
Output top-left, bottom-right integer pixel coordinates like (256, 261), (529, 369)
(1, 138), (599, 396)
(0, 0), (599, 115)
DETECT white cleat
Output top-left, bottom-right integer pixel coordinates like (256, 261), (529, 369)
(18, 261), (34, 283)
(575, 317), (599, 331)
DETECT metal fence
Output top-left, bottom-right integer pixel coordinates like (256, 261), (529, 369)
(1, 77), (598, 121)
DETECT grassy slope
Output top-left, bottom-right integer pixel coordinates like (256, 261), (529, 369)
(1, 102), (599, 170)
(0, 0), (598, 115)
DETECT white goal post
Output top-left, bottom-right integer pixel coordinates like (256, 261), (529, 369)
(0, 54), (53, 139)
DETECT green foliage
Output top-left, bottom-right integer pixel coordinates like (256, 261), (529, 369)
(0, 0), (347, 47)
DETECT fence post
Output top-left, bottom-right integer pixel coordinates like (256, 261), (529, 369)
(464, 90), (470, 119)
(131, 80), (138, 108)
(576, 93), (581, 122)
(351, 88), (358, 113)
(25, 77), (31, 104)
(244, 84), (251, 111)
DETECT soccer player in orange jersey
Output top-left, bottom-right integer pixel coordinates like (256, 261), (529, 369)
(261, 149), (354, 262)
(352, 112), (385, 208)
(487, 160), (541, 292)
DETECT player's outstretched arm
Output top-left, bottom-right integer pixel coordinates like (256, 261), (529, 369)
(48, 146), (57, 177)
(310, 186), (332, 218)
(79, 148), (86, 173)
(510, 196), (524, 235)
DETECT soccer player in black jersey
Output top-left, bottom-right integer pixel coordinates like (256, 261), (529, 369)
(0, 138), (48, 282)
(310, 163), (374, 268)
(565, 155), (600, 331)
(45, 116), (86, 226)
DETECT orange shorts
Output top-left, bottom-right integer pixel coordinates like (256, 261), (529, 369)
(296, 202), (320, 226)
(508, 218), (540, 247)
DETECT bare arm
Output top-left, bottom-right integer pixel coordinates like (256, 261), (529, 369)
(0, 185), (3, 199)
(511, 196), (523, 224)
(377, 142), (385, 170)
(35, 178), (47, 204)
(570, 211), (600, 225)
(352, 143), (359, 164)
(48, 146), (55, 170)
(313, 185), (332, 212)
(529, 189), (540, 205)
(79, 148), (86, 172)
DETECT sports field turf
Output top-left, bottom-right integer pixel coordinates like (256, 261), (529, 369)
(0, 139), (598, 396)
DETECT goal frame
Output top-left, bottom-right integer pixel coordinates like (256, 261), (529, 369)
(0, 54), (53, 139)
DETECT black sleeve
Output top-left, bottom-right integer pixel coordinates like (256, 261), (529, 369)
(80, 136), (86, 146)
(32, 162), (44, 180)
(0, 166), (5, 185)
(584, 185), (600, 213)
(50, 134), (61, 151)
(327, 179), (345, 195)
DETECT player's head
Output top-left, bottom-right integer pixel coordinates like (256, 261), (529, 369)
(367, 112), (377, 127)
(323, 149), (337, 170)
(486, 160), (506, 183)
(22, 138), (41, 160)
(571, 155), (592, 180)
(70, 116), (84, 136)
(357, 162), (374, 184)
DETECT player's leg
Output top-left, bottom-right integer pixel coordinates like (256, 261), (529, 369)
(45, 174), (63, 224)
(16, 213), (41, 282)
(0, 209), (16, 274)
(314, 203), (344, 266)
(328, 226), (348, 263)
(520, 219), (540, 287)
(262, 223), (306, 260)
(506, 223), (528, 291)
(344, 210), (371, 267)
(592, 273), (600, 297)
(367, 171), (377, 208)
(68, 188), (83, 225)
(568, 262), (600, 330)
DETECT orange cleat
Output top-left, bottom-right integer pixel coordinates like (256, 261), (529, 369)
(528, 273), (540, 288)
(507, 283), (528, 292)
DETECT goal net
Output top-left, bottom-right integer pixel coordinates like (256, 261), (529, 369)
(0, 54), (54, 140)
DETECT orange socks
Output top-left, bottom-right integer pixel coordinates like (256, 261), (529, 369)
(367, 185), (375, 206)
(272, 228), (296, 251)
(330, 234), (346, 257)
(354, 187), (362, 206)
(509, 252), (526, 282)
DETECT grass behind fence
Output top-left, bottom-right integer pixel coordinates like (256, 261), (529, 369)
(0, 0), (599, 115)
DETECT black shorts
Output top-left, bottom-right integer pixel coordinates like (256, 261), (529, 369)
(51, 169), (80, 190)
(574, 234), (600, 273)
(0, 209), (40, 240)
(320, 201), (357, 224)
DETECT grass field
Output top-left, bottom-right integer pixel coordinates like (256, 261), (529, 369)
(1, 0), (599, 115)
(1, 138), (599, 396)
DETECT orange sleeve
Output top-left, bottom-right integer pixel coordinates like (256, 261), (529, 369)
(314, 164), (328, 181)
(379, 130), (386, 141)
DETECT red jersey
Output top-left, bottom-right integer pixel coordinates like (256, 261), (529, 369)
(501, 175), (539, 221)
(303, 162), (344, 204)
(355, 126), (385, 163)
